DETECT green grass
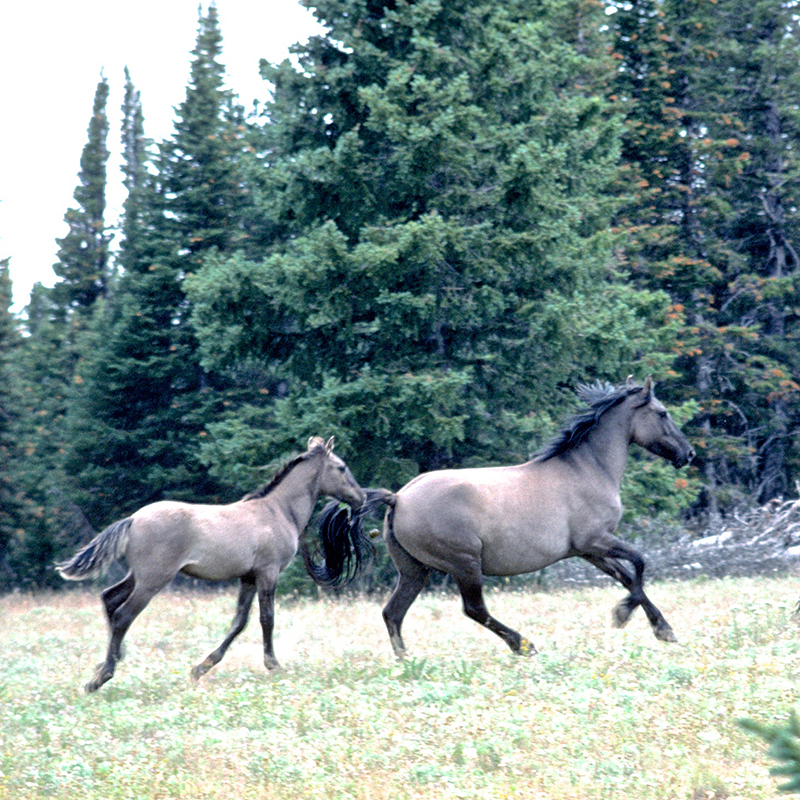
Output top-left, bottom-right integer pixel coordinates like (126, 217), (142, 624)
(1, 576), (799, 799)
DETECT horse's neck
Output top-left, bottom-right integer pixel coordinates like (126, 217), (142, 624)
(264, 460), (322, 529)
(581, 406), (632, 486)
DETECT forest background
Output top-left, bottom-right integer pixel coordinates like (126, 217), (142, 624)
(1, 0), (800, 590)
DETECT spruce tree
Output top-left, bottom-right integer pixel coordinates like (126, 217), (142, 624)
(51, 76), (112, 321)
(701, 0), (800, 502)
(187, 0), (683, 494)
(0, 259), (23, 586)
(3, 78), (113, 583)
(608, 0), (800, 511)
(64, 7), (254, 525)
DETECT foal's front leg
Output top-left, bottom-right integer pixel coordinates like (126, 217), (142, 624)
(192, 576), (257, 680)
(257, 569), (281, 671)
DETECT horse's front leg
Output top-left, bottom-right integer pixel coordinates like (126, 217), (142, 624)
(581, 536), (676, 643)
(256, 569), (281, 671)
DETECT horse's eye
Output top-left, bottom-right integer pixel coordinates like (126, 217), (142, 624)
(659, 411), (668, 419)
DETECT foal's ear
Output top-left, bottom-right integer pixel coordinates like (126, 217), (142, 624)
(325, 436), (335, 453)
(643, 375), (654, 398)
(308, 436), (325, 451)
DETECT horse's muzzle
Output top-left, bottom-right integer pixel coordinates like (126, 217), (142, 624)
(672, 447), (695, 468)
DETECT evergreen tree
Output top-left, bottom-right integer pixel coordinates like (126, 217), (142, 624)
(2, 77), (113, 584)
(2, 282), (93, 587)
(700, 0), (800, 502)
(51, 75), (112, 321)
(118, 66), (151, 273)
(187, 0), (685, 498)
(608, 0), (800, 511)
(63, 7), (255, 526)
(0, 259), (24, 586)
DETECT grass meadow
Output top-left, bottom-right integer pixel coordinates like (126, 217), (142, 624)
(1, 575), (799, 800)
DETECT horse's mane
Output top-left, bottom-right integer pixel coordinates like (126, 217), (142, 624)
(241, 443), (325, 501)
(533, 381), (644, 462)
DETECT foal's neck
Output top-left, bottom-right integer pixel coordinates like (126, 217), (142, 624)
(262, 458), (323, 530)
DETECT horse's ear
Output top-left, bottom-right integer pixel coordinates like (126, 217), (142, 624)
(626, 375), (635, 388)
(325, 436), (335, 453)
(308, 436), (325, 451)
(643, 375), (653, 398)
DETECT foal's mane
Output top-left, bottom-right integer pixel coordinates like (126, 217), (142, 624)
(533, 381), (644, 462)
(241, 443), (326, 501)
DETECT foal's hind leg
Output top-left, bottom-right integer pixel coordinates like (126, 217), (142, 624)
(582, 536), (676, 643)
(102, 572), (135, 622)
(96, 572), (136, 667)
(192, 575), (257, 680)
(87, 580), (161, 693)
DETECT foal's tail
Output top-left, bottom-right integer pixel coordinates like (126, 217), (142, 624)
(56, 518), (133, 581)
(303, 489), (395, 587)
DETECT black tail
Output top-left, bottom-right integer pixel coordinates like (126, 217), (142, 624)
(303, 489), (395, 587)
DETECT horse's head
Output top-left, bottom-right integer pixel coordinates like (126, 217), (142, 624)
(309, 436), (367, 508)
(629, 377), (695, 468)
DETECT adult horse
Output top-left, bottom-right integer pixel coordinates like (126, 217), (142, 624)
(318, 378), (694, 657)
(57, 436), (367, 692)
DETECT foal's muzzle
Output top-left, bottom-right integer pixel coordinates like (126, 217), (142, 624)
(348, 487), (368, 508)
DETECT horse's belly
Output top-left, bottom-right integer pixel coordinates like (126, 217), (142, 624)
(480, 534), (571, 577)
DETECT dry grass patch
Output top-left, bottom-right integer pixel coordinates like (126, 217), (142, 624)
(1, 576), (798, 799)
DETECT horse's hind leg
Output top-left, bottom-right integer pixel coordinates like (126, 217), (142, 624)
(95, 572), (136, 667)
(582, 537), (676, 643)
(192, 575), (257, 680)
(454, 574), (536, 656)
(382, 536), (431, 658)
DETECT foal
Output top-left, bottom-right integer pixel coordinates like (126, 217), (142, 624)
(58, 437), (366, 692)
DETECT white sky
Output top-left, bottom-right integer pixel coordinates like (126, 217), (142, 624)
(0, 0), (324, 313)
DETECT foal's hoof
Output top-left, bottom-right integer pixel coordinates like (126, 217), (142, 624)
(85, 670), (112, 693)
(517, 637), (537, 657)
(192, 656), (219, 681)
(655, 624), (678, 643)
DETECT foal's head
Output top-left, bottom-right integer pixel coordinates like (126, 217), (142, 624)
(308, 436), (367, 509)
(627, 377), (695, 467)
